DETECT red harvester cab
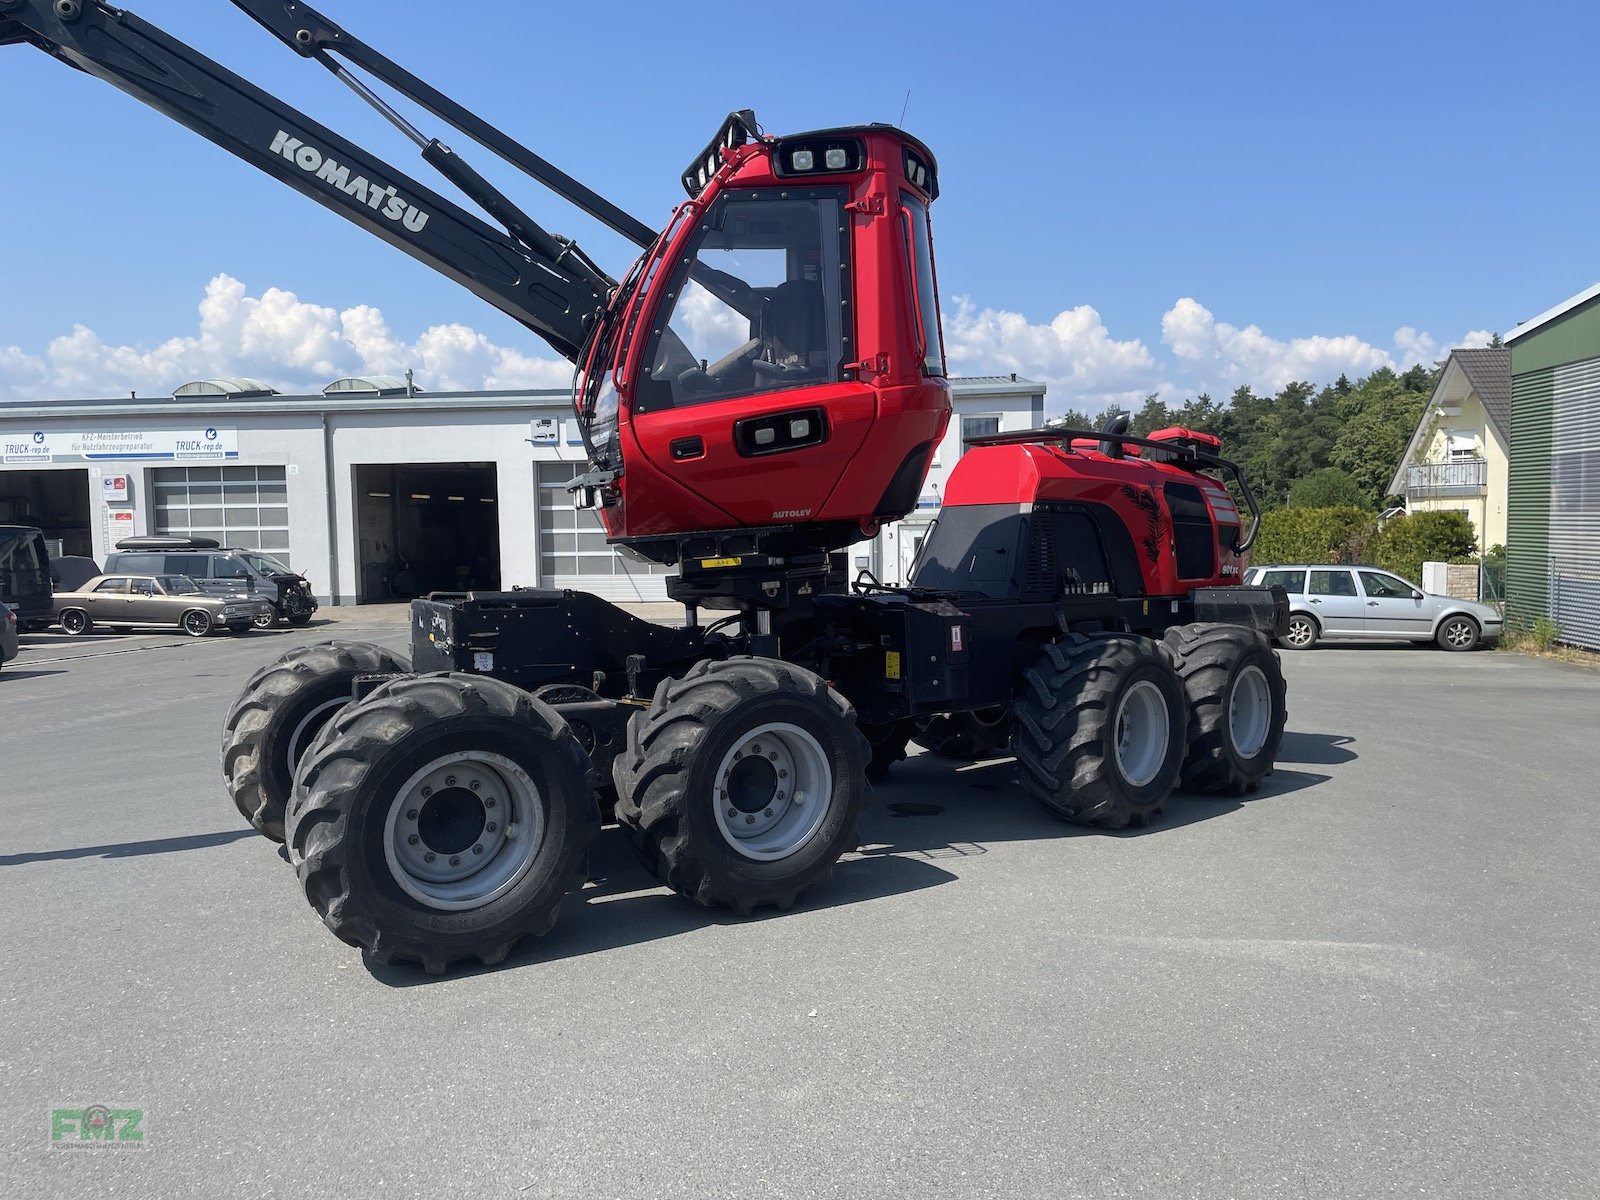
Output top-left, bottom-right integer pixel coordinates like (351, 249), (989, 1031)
(574, 114), (951, 563)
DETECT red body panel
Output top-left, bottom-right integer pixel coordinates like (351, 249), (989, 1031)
(587, 129), (950, 549)
(944, 443), (1246, 595)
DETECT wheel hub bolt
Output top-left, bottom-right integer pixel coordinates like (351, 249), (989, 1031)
(406, 809), (418, 820)
(473, 845), (484, 855)
(751, 744), (762, 754)
(776, 791), (785, 801)
(486, 822), (497, 833)
(764, 808), (773, 818)
(424, 852), (436, 863)
(745, 815), (756, 825)
(408, 834), (419, 846)
(485, 798), (496, 809)
(769, 752), (778, 761)
(778, 770), (788, 779)
(450, 855), (460, 866)
(727, 808), (738, 818)
(421, 786), (433, 798)
(470, 780), (480, 791)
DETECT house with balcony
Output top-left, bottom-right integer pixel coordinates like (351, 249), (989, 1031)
(1387, 346), (1510, 553)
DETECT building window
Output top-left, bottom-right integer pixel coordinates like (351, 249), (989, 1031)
(961, 414), (1001, 445)
(153, 465), (290, 564)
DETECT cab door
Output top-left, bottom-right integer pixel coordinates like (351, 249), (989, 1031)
(625, 188), (870, 529)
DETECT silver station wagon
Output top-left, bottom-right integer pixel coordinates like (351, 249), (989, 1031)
(1244, 564), (1503, 651)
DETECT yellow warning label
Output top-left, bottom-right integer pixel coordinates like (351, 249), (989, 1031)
(885, 650), (902, 680)
(699, 557), (742, 569)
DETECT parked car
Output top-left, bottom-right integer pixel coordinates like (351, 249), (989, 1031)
(1244, 564), (1503, 651)
(0, 524), (53, 632)
(52, 574), (275, 637)
(1, 603), (18, 670)
(105, 537), (318, 627)
(50, 554), (104, 593)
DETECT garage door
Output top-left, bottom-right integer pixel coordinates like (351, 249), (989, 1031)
(153, 465), (291, 564)
(536, 462), (670, 601)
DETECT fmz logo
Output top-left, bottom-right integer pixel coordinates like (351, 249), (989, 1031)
(49, 1105), (147, 1149)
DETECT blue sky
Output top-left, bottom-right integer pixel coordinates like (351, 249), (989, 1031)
(2, 0), (1597, 412)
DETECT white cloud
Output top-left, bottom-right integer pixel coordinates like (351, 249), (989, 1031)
(943, 295), (1160, 410)
(0, 275), (1500, 414)
(0, 273), (570, 401)
(1161, 297), (1394, 393)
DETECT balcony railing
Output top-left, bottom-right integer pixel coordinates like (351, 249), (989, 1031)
(1407, 458), (1486, 497)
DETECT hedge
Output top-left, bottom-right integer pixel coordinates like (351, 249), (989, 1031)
(1249, 507), (1478, 585)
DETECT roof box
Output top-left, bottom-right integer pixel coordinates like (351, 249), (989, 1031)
(114, 535), (220, 551)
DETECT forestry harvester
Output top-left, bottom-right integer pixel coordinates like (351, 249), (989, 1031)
(6, 0), (1289, 972)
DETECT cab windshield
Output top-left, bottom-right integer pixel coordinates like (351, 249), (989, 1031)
(634, 188), (851, 413)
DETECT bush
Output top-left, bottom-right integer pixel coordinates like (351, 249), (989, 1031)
(1367, 510), (1478, 585)
(1251, 506), (1375, 567)
(1532, 616), (1561, 651)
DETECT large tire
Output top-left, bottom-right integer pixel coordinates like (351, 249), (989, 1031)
(911, 706), (1012, 760)
(1013, 634), (1185, 828)
(612, 657), (868, 915)
(221, 640), (410, 841)
(1163, 623), (1287, 796)
(285, 673), (599, 974)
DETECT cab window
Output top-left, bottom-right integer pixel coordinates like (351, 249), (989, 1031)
(1308, 569), (1356, 596)
(637, 188), (850, 412)
(899, 192), (945, 376)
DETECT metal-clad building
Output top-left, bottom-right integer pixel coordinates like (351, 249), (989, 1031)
(0, 375), (1044, 606)
(1505, 281), (1600, 649)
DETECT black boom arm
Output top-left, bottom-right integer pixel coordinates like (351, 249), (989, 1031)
(0, 0), (643, 362)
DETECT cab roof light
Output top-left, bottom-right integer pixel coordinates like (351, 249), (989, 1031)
(902, 147), (939, 199)
(774, 137), (864, 180)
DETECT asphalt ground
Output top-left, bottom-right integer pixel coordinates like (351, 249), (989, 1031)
(1, 610), (1597, 1199)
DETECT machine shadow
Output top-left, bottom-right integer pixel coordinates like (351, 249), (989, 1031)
(368, 730), (1346, 986)
(0, 827), (258, 867)
(367, 827), (960, 986)
(1275, 730), (1358, 765)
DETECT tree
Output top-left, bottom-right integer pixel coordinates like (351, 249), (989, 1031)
(1046, 407), (1099, 432)
(1128, 393), (1172, 436)
(1329, 367), (1435, 507)
(1288, 467), (1366, 509)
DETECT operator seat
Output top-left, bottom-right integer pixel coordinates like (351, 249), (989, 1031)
(759, 278), (826, 377)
